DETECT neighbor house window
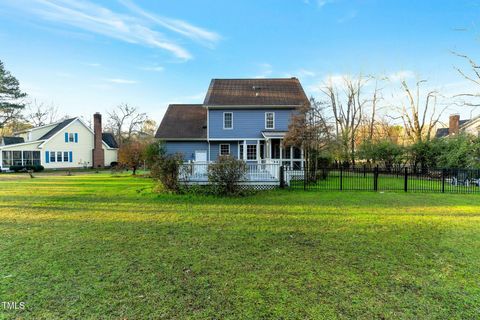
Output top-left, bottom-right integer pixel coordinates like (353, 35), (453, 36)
(50, 151), (56, 163)
(247, 145), (257, 160)
(265, 112), (275, 129)
(69, 133), (74, 142)
(223, 112), (233, 129)
(57, 152), (62, 162)
(220, 144), (230, 156)
(239, 144), (244, 159)
(63, 152), (69, 162)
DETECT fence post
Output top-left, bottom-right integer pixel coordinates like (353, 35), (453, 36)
(340, 166), (343, 191)
(404, 167), (408, 192)
(441, 168), (445, 193)
(374, 165), (378, 191)
(279, 165), (285, 189)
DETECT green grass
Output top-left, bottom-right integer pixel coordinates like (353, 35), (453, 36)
(1, 174), (480, 319)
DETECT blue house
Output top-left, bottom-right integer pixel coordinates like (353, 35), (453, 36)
(155, 78), (309, 169)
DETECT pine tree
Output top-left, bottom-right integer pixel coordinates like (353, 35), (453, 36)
(0, 60), (27, 128)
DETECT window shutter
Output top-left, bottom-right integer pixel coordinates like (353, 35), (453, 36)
(65, 132), (68, 142)
(69, 151), (73, 163)
(74, 133), (78, 143)
(45, 151), (50, 163)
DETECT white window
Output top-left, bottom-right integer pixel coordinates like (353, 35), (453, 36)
(265, 112), (275, 129)
(239, 144), (244, 159)
(69, 133), (74, 142)
(219, 144), (230, 156)
(223, 112), (233, 129)
(50, 151), (56, 163)
(247, 145), (257, 160)
(63, 152), (69, 162)
(57, 152), (63, 162)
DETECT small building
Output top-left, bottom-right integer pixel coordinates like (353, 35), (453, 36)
(0, 113), (118, 171)
(155, 78), (308, 169)
(436, 114), (480, 138)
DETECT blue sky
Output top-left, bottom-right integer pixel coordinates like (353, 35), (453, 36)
(0, 0), (479, 123)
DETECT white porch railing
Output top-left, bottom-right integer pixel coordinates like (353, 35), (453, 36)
(179, 161), (281, 183)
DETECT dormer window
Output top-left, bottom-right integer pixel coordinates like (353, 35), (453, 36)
(223, 112), (233, 129)
(265, 112), (275, 129)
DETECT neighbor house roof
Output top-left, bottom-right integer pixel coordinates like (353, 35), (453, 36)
(435, 119), (471, 138)
(38, 118), (77, 140)
(155, 104), (207, 139)
(1, 136), (25, 145)
(102, 132), (118, 148)
(203, 78), (310, 106)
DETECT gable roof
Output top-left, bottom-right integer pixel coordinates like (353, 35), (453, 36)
(203, 78), (309, 106)
(155, 104), (207, 140)
(38, 118), (77, 140)
(435, 119), (472, 138)
(1, 136), (25, 145)
(102, 132), (118, 148)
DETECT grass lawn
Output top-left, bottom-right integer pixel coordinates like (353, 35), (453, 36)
(1, 173), (480, 319)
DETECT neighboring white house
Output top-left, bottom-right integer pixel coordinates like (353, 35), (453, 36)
(436, 114), (480, 138)
(0, 113), (118, 171)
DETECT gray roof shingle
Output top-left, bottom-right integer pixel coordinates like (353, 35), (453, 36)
(38, 118), (77, 140)
(155, 104), (207, 139)
(102, 132), (118, 148)
(1, 136), (25, 145)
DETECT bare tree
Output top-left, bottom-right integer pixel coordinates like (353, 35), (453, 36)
(321, 75), (372, 165)
(25, 100), (60, 126)
(452, 51), (480, 107)
(106, 103), (147, 145)
(396, 80), (447, 143)
(284, 98), (333, 171)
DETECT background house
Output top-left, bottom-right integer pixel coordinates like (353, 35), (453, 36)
(0, 113), (118, 171)
(436, 114), (480, 138)
(155, 78), (308, 169)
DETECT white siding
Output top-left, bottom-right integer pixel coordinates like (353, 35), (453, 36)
(104, 147), (118, 166)
(42, 120), (94, 169)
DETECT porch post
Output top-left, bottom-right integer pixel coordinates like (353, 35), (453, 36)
(266, 139), (271, 160)
(243, 140), (247, 161)
(279, 140), (283, 166)
(256, 140), (260, 164)
(300, 147), (304, 169)
(290, 146), (293, 168)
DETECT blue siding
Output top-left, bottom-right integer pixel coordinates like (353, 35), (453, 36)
(165, 141), (208, 161)
(208, 109), (296, 139)
(209, 141), (239, 161)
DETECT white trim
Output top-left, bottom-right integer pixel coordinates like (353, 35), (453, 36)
(223, 112), (233, 130)
(163, 138), (207, 141)
(0, 140), (45, 149)
(206, 104), (301, 109)
(208, 137), (264, 141)
(38, 118), (83, 148)
(265, 112), (275, 130)
(219, 143), (230, 156)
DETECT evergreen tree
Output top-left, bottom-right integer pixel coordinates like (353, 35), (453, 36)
(0, 60), (27, 128)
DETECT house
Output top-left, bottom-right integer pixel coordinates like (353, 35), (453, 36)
(155, 78), (309, 170)
(435, 114), (480, 138)
(0, 113), (118, 171)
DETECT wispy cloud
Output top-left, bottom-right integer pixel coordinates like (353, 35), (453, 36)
(388, 70), (415, 82)
(141, 65), (164, 72)
(104, 78), (138, 84)
(317, 0), (336, 8)
(254, 63), (273, 78)
(5, 0), (220, 60)
(119, 0), (221, 48)
(298, 69), (316, 77)
(337, 10), (357, 23)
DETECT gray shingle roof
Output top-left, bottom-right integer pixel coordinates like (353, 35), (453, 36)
(155, 104), (207, 139)
(203, 78), (309, 106)
(102, 132), (118, 148)
(435, 128), (449, 138)
(1, 136), (25, 145)
(38, 118), (76, 140)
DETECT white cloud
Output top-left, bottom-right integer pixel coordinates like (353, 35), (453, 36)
(141, 66), (165, 72)
(254, 63), (273, 78)
(317, 0), (336, 8)
(6, 0), (222, 60)
(120, 0), (221, 48)
(388, 70), (415, 82)
(104, 78), (138, 84)
(337, 10), (357, 23)
(298, 69), (316, 77)
(85, 62), (101, 67)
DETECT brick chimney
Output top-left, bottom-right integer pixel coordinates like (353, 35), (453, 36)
(449, 114), (460, 136)
(92, 112), (105, 168)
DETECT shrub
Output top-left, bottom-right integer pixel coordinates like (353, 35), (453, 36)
(10, 165), (44, 172)
(150, 153), (183, 192)
(208, 156), (247, 195)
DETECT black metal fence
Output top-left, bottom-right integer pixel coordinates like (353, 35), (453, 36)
(284, 165), (480, 193)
